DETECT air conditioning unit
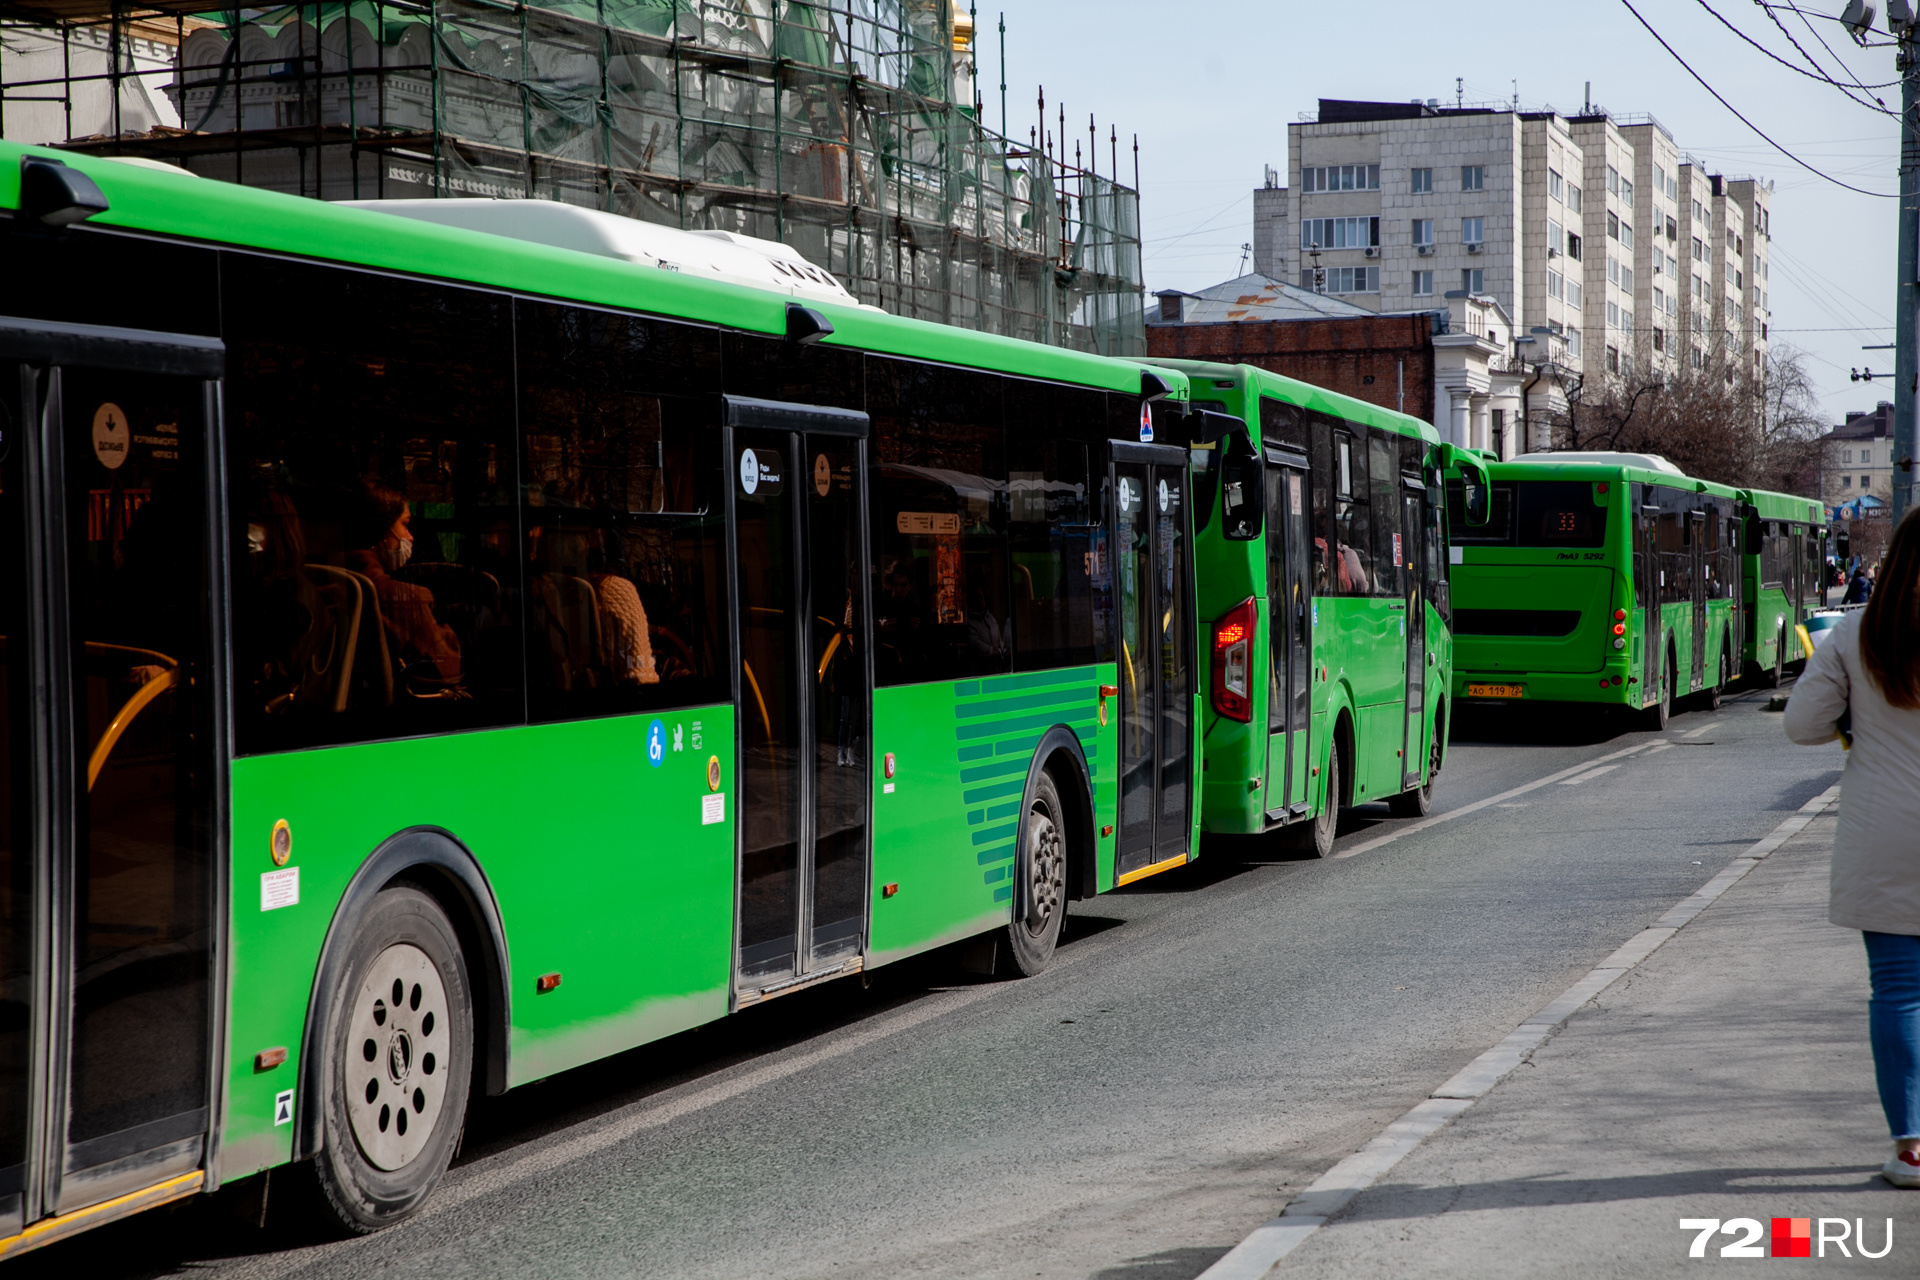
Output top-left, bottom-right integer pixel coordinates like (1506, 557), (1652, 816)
(1547, 247), (1559, 259)
(1416, 244), (1434, 256)
(1467, 242), (1484, 254)
(1364, 247), (1379, 258)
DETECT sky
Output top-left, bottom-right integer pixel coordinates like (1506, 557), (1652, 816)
(987, 0), (1902, 428)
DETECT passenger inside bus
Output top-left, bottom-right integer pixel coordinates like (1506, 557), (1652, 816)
(349, 480), (463, 686)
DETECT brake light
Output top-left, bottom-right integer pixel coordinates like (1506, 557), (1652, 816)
(1613, 608), (1627, 621)
(1613, 622), (1626, 636)
(1212, 598), (1257, 722)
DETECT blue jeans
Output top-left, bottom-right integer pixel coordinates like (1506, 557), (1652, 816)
(1863, 931), (1920, 1140)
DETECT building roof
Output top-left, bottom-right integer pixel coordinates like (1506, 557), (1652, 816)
(1823, 403), (1894, 442)
(1150, 273), (1379, 325)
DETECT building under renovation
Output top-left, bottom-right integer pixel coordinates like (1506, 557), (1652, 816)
(1, 0), (1144, 354)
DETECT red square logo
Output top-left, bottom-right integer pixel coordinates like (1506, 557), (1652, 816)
(1771, 1217), (1811, 1258)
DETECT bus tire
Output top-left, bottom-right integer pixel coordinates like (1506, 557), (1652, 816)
(1762, 623), (1785, 688)
(1285, 747), (1339, 858)
(1000, 771), (1067, 977)
(1642, 650), (1673, 731)
(1387, 734), (1439, 818)
(1702, 644), (1728, 711)
(312, 886), (474, 1234)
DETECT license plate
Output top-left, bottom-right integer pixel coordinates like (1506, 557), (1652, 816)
(1467, 683), (1524, 699)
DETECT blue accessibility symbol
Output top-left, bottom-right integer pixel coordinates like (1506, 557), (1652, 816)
(646, 719), (666, 767)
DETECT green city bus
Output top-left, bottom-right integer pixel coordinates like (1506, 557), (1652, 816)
(1741, 487), (1829, 687)
(1447, 452), (1745, 728)
(1143, 361), (1483, 857)
(0, 143), (1203, 1250)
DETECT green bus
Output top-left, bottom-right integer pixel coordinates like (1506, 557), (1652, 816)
(1143, 361), (1482, 857)
(0, 143), (1204, 1250)
(1447, 452), (1748, 728)
(1741, 487), (1830, 687)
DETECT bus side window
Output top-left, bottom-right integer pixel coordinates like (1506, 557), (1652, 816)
(868, 357), (1011, 687)
(518, 302), (729, 723)
(1331, 430), (1373, 597)
(1367, 429), (1401, 599)
(1217, 430), (1263, 541)
(227, 256), (527, 754)
(1310, 414), (1334, 595)
(1007, 380), (1102, 671)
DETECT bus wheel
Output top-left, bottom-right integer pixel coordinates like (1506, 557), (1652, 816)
(1387, 735), (1439, 818)
(1283, 748), (1339, 858)
(314, 886), (473, 1234)
(1762, 624), (1785, 689)
(1702, 646), (1728, 712)
(1642, 653), (1673, 731)
(1001, 771), (1067, 977)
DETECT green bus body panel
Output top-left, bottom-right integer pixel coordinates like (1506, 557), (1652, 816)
(223, 709), (736, 1178)
(1153, 360), (1447, 834)
(1741, 487), (1826, 672)
(0, 142), (1176, 400)
(867, 665), (1117, 967)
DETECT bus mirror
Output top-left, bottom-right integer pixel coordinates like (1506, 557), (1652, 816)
(1441, 444), (1491, 525)
(1462, 482), (1490, 526)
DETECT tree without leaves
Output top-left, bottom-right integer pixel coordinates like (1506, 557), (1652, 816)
(1547, 342), (1824, 495)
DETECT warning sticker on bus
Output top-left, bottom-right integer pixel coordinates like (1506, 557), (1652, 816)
(261, 867), (300, 910)
(1466, 683), (1524, 699)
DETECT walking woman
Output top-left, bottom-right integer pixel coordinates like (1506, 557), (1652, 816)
(1787, 510), (1920, 1188)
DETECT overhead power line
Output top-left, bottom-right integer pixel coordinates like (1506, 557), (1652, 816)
(1762, 0), (1899, 110)
(1691, 0), (1898, 111)
(1618, 0), (1897, 198)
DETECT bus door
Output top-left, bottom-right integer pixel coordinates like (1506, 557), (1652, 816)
(1689, 510), (1707, 691)
(723, 397), (873, 1003)
(0, 319), (224, 1226)
(1635, 498), (1660, 703)
(1109, 441), (1194, 880)
(1261, 447), (1311, 820)
(1399, 479), (1429, 791)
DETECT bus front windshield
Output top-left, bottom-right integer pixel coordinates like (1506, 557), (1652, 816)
(1447, 480), (1608, 549)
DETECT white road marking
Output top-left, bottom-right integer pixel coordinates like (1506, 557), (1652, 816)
(1330, 741), (1655, 859)
(1556, 764), (1620, 786)
(1643, 741), (1674, 755)
(1198, 781), (1843, 1280)
(1680, 724), (1714, 738)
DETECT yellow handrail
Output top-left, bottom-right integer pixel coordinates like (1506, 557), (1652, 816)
(741, 660), (772, 742)
(87, 665), (179, 792)
(816, 631), (843, 682)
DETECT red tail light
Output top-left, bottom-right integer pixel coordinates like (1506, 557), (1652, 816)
(1212, 597), (1257, 722)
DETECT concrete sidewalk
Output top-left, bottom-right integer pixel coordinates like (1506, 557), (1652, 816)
(1274, 808), (1917, 1277)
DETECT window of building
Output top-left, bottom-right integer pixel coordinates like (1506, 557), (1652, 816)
(1621, 310), (1634, 335)
(1462, 217), (1484, 245)
(1303, 266), (1379, 294)
(1653, 326), (1665, 352)
(1692, 274), (1703, 300)
(1412, 218), (1434, 246)
(1606, 345), (1619, 373)
(1653, 286), (1665, 312)
(1547, 269), (1563, 300)
(1301, 216), (1381, 250)
(1461, 165), (1484, 191)
(1619, 221), (1634, 250)
(1462, 268), (1484, 293)
(1691, 347), (1702, 367)
(1736, 269), (1743, 289)
(1567, 232), (1582, 261)
(1303, 164), (1381, 192)
(1412, 269), (1434, 296)
(1692, 198), (1705, 223)
(1607, 165), (1619, 195)
(1862, 475), (1872, 489)
(1621, 177), (1633, 207)
(1863, 448), (1872, 463)
(1607, 211), (1619, 240)
(1736, 234), (1744, 256)
(1843, 475), (1854, 489)
(1843, 448), (1854, 463)
(1691, 236), (1704, 260)
(1607, 256), (1619, 287)
(1666, 215), (1678, 239)
(1608, 300), (1620, 329)
(1411, 167), (1432, 193)
(1568, 326), (1583, 356)
(1569, 184), (1582, 213)
(1621, 265), (1634, 292)
(1567, 279), (1582, 307)
(1548, 218), (1563, 251)
(1549, 169), (1564, 201)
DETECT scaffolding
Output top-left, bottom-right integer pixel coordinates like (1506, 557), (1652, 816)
(0, 0), (1145, 355)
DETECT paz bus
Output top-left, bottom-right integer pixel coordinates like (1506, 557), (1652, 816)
(0, 142), (1203, 1249)
(1741, 487), (1830, 687)
(1446, 451), (1747, 728)
(1144, 360), (1486, 857)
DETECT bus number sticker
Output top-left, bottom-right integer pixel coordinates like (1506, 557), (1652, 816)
(261, 867), (299, 911)
(702, 792), (725, 825)
(1392, 533), (1403, 568)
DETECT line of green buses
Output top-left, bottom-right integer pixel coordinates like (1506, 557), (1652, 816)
(0, 139), (1795, 1255)
(1446, 452), (1828, 728)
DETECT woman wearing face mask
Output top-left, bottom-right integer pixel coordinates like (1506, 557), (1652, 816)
(349, 479), (462, 683)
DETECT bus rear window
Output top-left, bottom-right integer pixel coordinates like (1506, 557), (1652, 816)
(1446, 480), (1606, 548)
(1513, 481), (1606, 547)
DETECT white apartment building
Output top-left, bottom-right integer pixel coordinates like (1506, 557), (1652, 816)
(1250, 99), (1773, 452)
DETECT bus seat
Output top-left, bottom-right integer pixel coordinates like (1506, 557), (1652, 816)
(301, 564), (365, 713)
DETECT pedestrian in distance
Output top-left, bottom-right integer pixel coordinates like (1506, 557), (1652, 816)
(1785, 506), (1920, 1188)
(1845, 563), (1874, 605)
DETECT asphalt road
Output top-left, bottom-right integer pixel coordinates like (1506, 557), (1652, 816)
(32, 681), (1844, 1280)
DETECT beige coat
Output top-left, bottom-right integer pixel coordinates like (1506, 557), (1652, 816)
(1784, 609), (1920, 935)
